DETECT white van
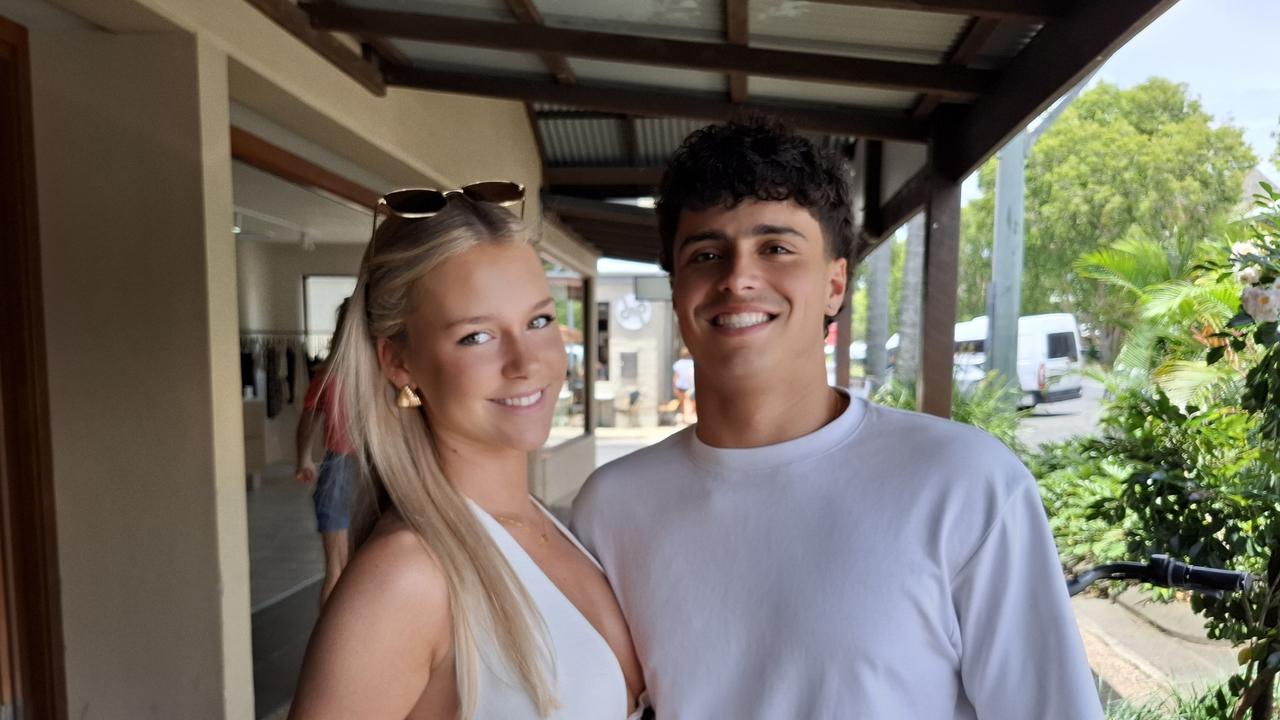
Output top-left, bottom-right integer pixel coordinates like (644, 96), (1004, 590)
(953, 314), (1085, 407)
(888, 313), (1085, 408)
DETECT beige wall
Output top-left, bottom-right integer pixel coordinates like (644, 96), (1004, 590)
(236, 239), (364, 336)
(30, 28), (253, 719)
(44, 0), (543, 204)
(14, 0), (604, 715)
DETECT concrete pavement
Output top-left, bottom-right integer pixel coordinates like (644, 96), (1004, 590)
(1075, 590), (1241, 707)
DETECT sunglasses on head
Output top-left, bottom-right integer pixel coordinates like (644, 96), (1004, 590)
(371, 181), (526, 237)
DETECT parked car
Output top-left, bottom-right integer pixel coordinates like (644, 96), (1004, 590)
(886, 313), (1086, 408)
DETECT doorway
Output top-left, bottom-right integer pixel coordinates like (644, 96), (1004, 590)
(0, 14), (66, 720)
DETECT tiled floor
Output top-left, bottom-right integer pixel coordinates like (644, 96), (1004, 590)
(247, 462), (325, 718)
(247, 463), (325, 610)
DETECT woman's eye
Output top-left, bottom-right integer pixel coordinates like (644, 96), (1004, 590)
(529, 314), (553, 330)
(459, 331), (494, 346)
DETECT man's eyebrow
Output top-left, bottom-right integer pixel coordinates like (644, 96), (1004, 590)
(445, 297), (555, 330)
(677, 229), (729, 251)
(678, 224), (808, 252)
(750, 224), (806, 239)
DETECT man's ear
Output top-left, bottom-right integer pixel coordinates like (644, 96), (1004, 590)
(376, 336), (416, 390)
(825, 257), (849, 316)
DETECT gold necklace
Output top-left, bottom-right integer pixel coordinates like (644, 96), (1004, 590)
(492, 504), (551, 544)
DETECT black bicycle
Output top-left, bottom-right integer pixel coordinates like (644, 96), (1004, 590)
(1067, 554), (1253, 597)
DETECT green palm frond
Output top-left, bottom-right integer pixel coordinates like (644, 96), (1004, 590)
(1151, 358), (1238, 407)
(1113, 322), (1161, 373)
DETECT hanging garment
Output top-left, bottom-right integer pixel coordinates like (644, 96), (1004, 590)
(241, 351), (255, 397)
(266, 345), (283, 418)
(285, 344), (297, 404)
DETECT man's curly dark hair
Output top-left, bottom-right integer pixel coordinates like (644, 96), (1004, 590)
(655, 117), (855, 278)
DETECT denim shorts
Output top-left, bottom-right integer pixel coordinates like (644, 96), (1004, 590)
(314, 451), (355, 533)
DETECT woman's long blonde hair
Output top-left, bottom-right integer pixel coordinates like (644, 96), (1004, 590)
(328, 200), (557, 717)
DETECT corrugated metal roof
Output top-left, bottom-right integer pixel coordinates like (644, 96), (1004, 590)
(541, 117), (629, 165)
(341, 0), (511, 22)
(750, 77), (919, 111)
(568, 59), (726, 94)
(750, 1), (966, 61)
(635, 117), (706, 166)
(537, 0), (721, 41)
(391, 41), (545, 74)
(976, 21), (1042, 69)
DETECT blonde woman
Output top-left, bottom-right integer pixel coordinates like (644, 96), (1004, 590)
(289, 185), (644, 720)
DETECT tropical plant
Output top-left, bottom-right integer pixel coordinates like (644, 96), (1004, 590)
(1074, 232), (1244, 406)
(958, 78), (1256, 359)
(872, 372), (1029, 459)
(1036, 189), (1280, 719)
(1104, 682), (1238, 720)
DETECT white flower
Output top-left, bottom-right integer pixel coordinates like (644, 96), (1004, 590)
(1233, 241), (1263, 258)
(1272, 277), (1280, 290)
(1238, 265), (1263, 285)
(1242, 287), (1280, 323)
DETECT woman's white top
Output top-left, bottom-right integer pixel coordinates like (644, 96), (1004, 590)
(466, 498), (642, 720)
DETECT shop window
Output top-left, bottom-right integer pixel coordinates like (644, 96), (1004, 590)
(597, 301), (610, 380)
(303, 275), (358, 360)
(545, 259), (587, 446)
(621, 351), (639, 380)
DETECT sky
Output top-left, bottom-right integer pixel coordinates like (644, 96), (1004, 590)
(1094, 0), (1279, 181)
(600, 0), (1280, 274)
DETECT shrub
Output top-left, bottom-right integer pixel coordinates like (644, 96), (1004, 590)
(872, 371), (1029, 459)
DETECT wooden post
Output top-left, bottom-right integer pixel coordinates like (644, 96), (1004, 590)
(917, 158), (961, 418)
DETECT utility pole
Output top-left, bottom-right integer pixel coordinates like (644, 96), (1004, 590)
(986, 73), (1097, 382)
(865, 240), (891, 387)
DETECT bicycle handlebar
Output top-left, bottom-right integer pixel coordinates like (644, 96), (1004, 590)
(1066, 555), (1253, 597)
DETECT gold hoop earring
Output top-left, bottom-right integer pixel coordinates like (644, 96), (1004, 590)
(396, 385), (422, 408)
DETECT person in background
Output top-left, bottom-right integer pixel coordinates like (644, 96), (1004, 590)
(295, 298), (355, 607)
(670, 345), (696, 424)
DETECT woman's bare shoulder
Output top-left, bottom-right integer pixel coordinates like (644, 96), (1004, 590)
(339, 513), (450, 619)
(289, 513), (452, 719)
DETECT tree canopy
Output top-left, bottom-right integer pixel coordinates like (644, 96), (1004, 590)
(958, 78), (1256, 357)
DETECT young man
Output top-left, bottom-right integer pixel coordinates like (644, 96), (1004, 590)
(571, 119), (1100, 718)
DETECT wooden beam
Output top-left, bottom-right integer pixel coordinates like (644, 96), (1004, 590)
(858, 139), (884, 253)
(725, 0), (749, 103)
(563, 219), (658, 243)
(535, 109), (631, 120)
(525, 104), (548, 167)
(242, 0), (385, 95)
(0, 17), (67, 720)
(559, 220), (659, 261)
(934, 0), (1177, 180)
(504, 0), (577, 84)
(807, 0), (1064, 22)
(912, 17), (1000, 120)
(310, 0), (408, 69)
(303, 4), (994, 99)
(385, 66), (928, 141)
(917, 160), (961, 418)
(864, 166), (928, 252)
(542, 194), (658, 227)
(230, 127), (381, 209)
(624, 118), (641, 166)
(545, 166), (664, 186)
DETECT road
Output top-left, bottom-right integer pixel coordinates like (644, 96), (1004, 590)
(595, 379), (1107, 469)
(1016, 377), (1106, 450)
